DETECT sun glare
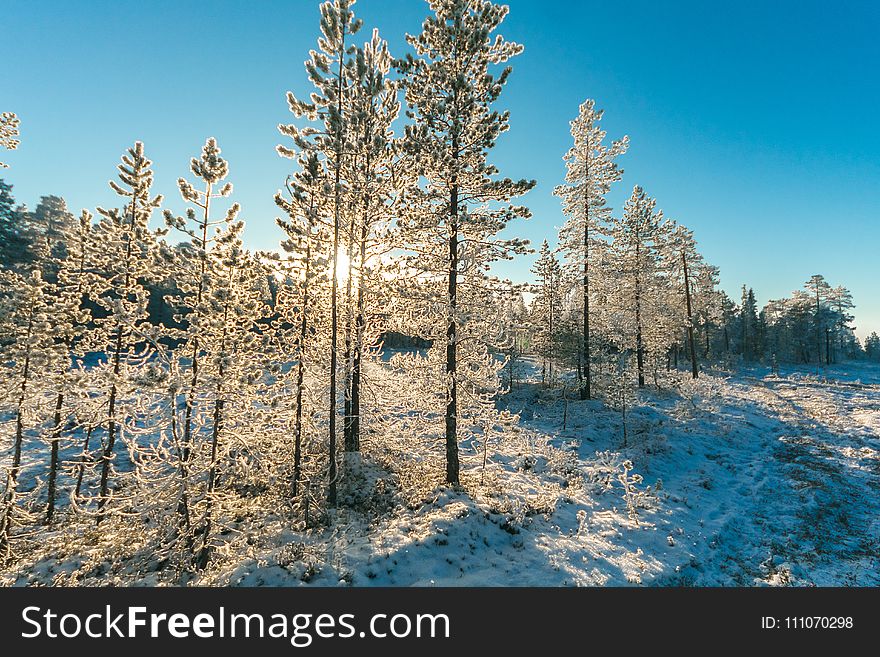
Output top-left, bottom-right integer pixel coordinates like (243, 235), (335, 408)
(335, 251), (352, 283)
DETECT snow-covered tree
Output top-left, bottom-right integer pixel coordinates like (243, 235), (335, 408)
(804, 274), (832, 372)
(0, 269), (59, 560)
(43, 209), (97, 524)
(342, 28), (404, 454)
(190, 222), (267, 568)
(273, 152), (333, 501)
(554, 99), (628, 399)
(530, 240), (562, 385)
(89, 142), (163, 521)
(663, 223), (708, 378)
(162, 138), (239, 462)
(398, 0), (534, 485)
(826, 285), (855, 362)
(607, 186), (664, 388)
(157, 136), (241, 542)
(278, 0), (362, 506)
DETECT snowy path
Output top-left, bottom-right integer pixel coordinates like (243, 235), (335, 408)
(629, 372), (880, 586)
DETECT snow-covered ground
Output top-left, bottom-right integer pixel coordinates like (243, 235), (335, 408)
(3, 359), (879, 586)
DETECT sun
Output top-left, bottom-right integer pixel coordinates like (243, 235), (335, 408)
(335, 250), (352, 283)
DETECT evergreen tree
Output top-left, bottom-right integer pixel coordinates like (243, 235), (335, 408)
(530, 240), (562, 385)
(0, 268), (61, 560)
(273, 153), (332, 500)
(278, 0), (362, 506)
(91, 142), (163, 521)
(554, 99), (628, 399)
(805, 274), (832, 373)
(607, 186), (664, 388)
(0, 180), (38, 274)
(398, 0), (534, 484)
(740, 286), (759, 360)
(344, 28), (404, 454)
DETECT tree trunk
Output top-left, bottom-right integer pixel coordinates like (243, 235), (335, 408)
(292, 226), (312, 498)
(327, 31), (348, 507)
(46, 391), (64, 524)
(98, 197), (137, 523)
(0, 316), (33, 561)
(349, 197), (368, 453)
(342, 207), (355, 451)
(581, 162), (591, 400)
(682, 251), (698, 379)
(634, 242), (645, 388)
(445, 177), (460, 485)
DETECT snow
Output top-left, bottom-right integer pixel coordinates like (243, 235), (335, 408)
(3, 357), (878, 587)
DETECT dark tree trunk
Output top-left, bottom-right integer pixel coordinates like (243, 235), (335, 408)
(682, 251), (698, 379)
(292, 225), (313, 498)
(349, 197), (368, 453)
(581, 164), (591, 400)
(445, 179), (460, 485)
(0, 317), (33, 560)
(46, 391), (64, 524)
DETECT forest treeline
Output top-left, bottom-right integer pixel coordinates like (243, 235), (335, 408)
(0, 0), (871, 574)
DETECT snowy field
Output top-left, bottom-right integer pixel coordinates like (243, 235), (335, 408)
(3, 359), (879, 587)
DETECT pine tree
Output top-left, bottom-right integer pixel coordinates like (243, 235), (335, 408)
(0, 268), (63, 560)
(740, 286), (759, 360)
(344, 28), (404, 454)
(43, 210), (96, 524)
(530, 240), (562, 385)
(804, 274), (832, 373)
(273, 153), (332, 500)
(160, 137), (240, 541)
(865, 332), (880, 361)
(163, 138), (238, 461)
(278, 0), (362, 506)
(554, 99), (628, 399)
(826, 285), (855, 362)
(92, 142), (163, 521)
(192, 222), (266, 568)
(0, 180), (39, 274)
(398, 0), (534, 485)
(664, 223), (707, 378)
(608, 186), (664, 388)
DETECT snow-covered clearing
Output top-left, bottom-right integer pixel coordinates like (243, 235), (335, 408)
(3, 360), (879, 587)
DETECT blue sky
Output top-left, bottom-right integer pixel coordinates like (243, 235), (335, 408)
(2, 0), (878, 337)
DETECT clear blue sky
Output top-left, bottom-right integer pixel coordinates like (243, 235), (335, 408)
(2, 0), (878, 338)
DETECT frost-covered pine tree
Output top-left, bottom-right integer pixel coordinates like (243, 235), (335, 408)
(607, 186), (664, 388)
(90, 142), (163, 521)
(343, 28), (404, 454)
(554, 100), (628, 399)
(273, 152), (333, 500)
(43, 209), (97, 524)
(398, 0), (534, 484)
(663, 223), (706, 379)
(826, 285), (855, 362)
(162, 138), (238, 462)
(0, 112), (20, 169)
(805, 274), (832, 373)
(191, 223), (267, 568)
(278, 0), (362, 506)
(158, 137), (241, 539)
(0, 267), (63, 560)
(530, 240), (562, 385)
